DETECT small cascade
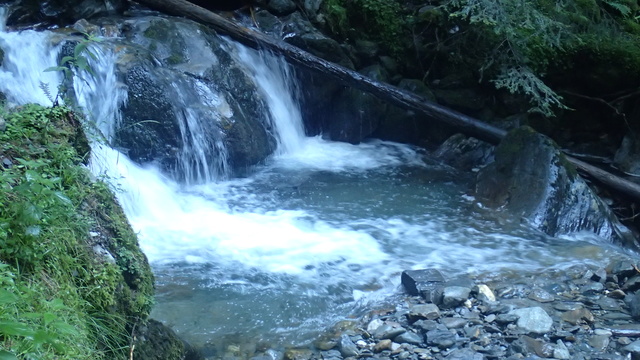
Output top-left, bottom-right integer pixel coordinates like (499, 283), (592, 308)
(233, 44), (306, 154)
(0, 28), (61, 106)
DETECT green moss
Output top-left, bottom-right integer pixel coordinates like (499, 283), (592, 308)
(0, 104), (154, 359)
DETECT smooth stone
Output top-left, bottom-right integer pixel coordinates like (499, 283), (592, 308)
(554, 302), (584, 311)
(510, 307), (553, 334)
(608, 289), (626, 299)
(627, 291), (640, 320)
(407, 304), (440, 322)
(561, 308), (594, 325)
(339, 334), (359, 357)
(580, 282), (605, 295)
(374, 324), (406, 340)
(425, 329), (456, 349)
(442, 286), (472, 308)
(412, 320), (438, 332)
(589, 335), (610, 351)
(321, 350), (342, 360)
(441, 317), (467, 329)
(476, 284), (496, 302)
(367, 319), (384, 333)
(464, 326), (482, 339)
(394, 331), (423, 346)
(373, 339), (392, 353)
(443, 348), (484, 360)
(597, 296), (622, 311)
(484, 314), (496, 323)
(495, 313), (518, 324)
(623, 340), (640, 355)
(553, 340), (571, 359)
(528, 288), (555, 303)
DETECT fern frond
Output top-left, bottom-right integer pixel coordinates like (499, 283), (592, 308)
(602, 0), (632, 17)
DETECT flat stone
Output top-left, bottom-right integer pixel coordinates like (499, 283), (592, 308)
(606, 324), (640, 337)
(339, 334), (359, 357)
(495, 313), (518, 324)
(401, 269), (445, 296)
(321, 350), (342, 360)
(581, 282), (605, 295)
(394, 331), (423, 345)
(510, 307), (553, 334)
(627, 291), (640, 320)
(407, 304), (440, 322)
(623, 340), (640, 355)
(374, 324), (406, 340)
(425, 329), (456, 349)
(589, 335), (610, 351)
(442, 286), (471, 308)
(528, 288), (555, 303)
(608, 289), (626, 299)
(441, 317), (467, 329)
(597, 296), (622, 311)
(561, 308), (594, 325)
(554, 302), (584, 311)
(412, 320), (438, 332)
(444, 348), (484, 360)
(284, 348), (313, 360)
(373, 339), (392, 353)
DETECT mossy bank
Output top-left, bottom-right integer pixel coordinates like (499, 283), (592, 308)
(0, 103), (154, 359)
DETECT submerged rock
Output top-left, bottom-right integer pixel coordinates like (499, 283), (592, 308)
(476, 126), (637, 249)
(2, 0), (127, 28)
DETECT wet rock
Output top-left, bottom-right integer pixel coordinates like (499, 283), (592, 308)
(367, 319), (384, 333)
(586, 268), (608, 283)
(623, 340), (640, 358)
(373, 339), (392, 353)
(413, 320), (438, 332)
(394, 331), (423, 346)
(444, 348), (484, 360)
(442, 286), (471, 308)
(475, 126), (636, 249)
(554, 302), (583, 311)
(434, 134), (495, 172)
(265, 0), (297, 16)
(134, 319), (204, 360)
(603, 324), (640, 337)
(597, 296), (621, 311)
(339, 335), (359, 357)
(284, 348), (313, 360)
(441, 317), (467, 329)
(580, 282), (604, 295)
(553, 340), (571, 359)
(425, 329), (456, 349)
(475, 284), (497, 302)
(495, 314), (518, 325)
(407, 304), (441, 322)
(510, 307), (553, 334)
(623, 275), (640, 292)
(5, 0), (127, 28)
(561, 307), (594, 325)
(374, 324), (406, 340)
(528, 288), (555, 303)
(402, 269), (445, 301)
(321, 350), (342, 360)
(589, 335), (611, 351)
(608, 289), (626, 299)
(521, 335), (554, 357)
(608, 260), (638, 280)
(626, 291), (640, 320)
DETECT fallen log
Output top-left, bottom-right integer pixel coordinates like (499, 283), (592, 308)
(133, 0), (640, 202)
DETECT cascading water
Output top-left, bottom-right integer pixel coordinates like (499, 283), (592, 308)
(0, 13), (632, 354)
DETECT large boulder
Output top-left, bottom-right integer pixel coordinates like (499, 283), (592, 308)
(82, 17), (277, 181)
(476, 126), (637, 249)
(1, 0), (127, 28)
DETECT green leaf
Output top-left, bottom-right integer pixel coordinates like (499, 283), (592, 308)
(43, 312), (56, 326)
(0, 350), (19, 360)
(74, 42), (88, 58)
(60, 56), (75, 66)
(50, 321), (79, 336)
(0, 289), (19, 305)
(0, 320), (36, 337)
(53, 191), (73, 206)
(43, 66), (68, 73)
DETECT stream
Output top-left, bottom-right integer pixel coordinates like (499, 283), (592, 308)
(0, 11), (631, 354)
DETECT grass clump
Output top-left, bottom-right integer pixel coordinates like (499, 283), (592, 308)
(0, 103), (154, 359)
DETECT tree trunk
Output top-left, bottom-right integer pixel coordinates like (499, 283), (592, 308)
(133, 0), (640, 203)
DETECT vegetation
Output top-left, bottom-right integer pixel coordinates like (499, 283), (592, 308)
(321, 0), (640, 117)
(0, 103), (154, 359)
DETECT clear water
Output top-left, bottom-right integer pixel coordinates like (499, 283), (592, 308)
(0, 18), (631, 355)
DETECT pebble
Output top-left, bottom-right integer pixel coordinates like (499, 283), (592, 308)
(425, 329), (455, 349)
(561, 308), (594, 325)
(368, 319), (385, 333)
(440, 317), (466, 329)
(408, 304), (440, 322)
(374, 340), (392, 353)
(527, 288), (555, 303)
(475, 284), (496, 302)
(375, 324), (406, 340)
(553, 340), (571, 359)
(394, 331), (422, 345)
(442, 286), (471, 308)
(510, 307), (553, 334)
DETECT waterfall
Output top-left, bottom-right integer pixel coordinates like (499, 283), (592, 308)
(0, 29), (61, 106)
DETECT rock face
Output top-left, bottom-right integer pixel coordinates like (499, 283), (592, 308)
(1, 0), (127, 27)
(73, 17), (277, 181)
(476, 126), (636, 248)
